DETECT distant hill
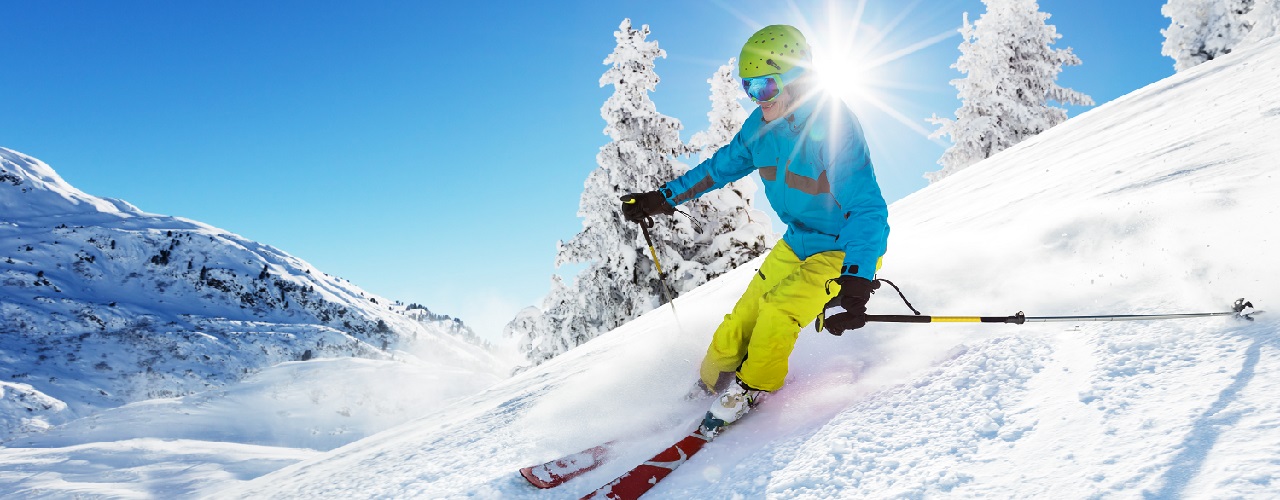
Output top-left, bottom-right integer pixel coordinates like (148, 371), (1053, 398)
(0, 147), (505, 439)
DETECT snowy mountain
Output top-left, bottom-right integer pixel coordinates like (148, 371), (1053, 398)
(212, 37), (1278, 499)
(0, 148), (507, 441)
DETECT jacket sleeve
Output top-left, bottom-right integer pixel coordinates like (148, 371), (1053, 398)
(660, 127), (756, 206)
(828, 116), (890, 281)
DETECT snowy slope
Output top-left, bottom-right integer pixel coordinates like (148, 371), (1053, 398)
(0, 357), (502, 497)
(214, 35), (1280, 499)
(0, 148), (507, 441)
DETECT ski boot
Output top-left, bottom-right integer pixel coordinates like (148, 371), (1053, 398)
(699, 377), (764, 436)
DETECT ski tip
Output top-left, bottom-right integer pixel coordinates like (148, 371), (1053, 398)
(519, 467), (556, 489)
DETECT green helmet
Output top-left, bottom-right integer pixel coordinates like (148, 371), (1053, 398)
(738, 25), (811, 78)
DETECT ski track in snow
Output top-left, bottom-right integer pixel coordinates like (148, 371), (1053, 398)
(5, 30), (1280, 500)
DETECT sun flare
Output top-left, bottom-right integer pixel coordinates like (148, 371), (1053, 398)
(727, 0), (959, 139)
(814, 44), (874, 105)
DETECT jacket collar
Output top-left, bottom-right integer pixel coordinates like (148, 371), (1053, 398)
(787, 92), (822, 124)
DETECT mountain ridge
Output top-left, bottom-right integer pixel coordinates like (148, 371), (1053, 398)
(0, 147), (505, 440)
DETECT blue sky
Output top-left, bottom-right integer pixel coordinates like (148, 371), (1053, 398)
(1, 0), (1174, 342)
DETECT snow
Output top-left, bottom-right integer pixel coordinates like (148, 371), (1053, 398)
(2, 132), (508, 492)
(3, 27), (1279, 500)
(1, 439), (315, 498)
(0, 356), (503, 497)
(206, 37), (1280, 499)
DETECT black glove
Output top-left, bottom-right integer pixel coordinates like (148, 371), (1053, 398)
(820, 275), (875, 336)
(620, 191), (675, 223)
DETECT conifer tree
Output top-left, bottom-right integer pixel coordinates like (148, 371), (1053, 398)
(1243, 0), (1280, 45)
(1162, 0), (1257, 71)
(556, 17), (692, 320)
(682, 59), (771, 281)
(927, 0), (1093, 183)
(507, 19), (688, 365)
(506, 27), (771, 366)
(687, 60), (750, 160)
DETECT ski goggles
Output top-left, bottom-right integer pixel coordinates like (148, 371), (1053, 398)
(740, 67), (804, 102)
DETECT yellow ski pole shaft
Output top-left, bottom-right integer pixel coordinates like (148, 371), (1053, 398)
(638, 219), (673, 306)
(623, 197), (674, 306)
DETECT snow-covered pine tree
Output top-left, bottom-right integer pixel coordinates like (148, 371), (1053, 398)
(926, 0), (1094, 183)
(506, 19), (692, 366)
(506, 28), (776, 367)
(687, 60), (750, 160)
(504, 306), (542, 367)
(504, 274), (591, 366)
(1243, 0), (1280, 45)
(1162, 0), (1256, 71)
(681, 59), (771, 281)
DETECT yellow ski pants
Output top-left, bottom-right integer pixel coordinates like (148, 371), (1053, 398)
(699, 240), (847, 392)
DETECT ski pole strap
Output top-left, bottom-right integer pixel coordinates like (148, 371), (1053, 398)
(674, 208), (703, 233)
(823, 277), (923, 316)
(873, 278), (922, 316)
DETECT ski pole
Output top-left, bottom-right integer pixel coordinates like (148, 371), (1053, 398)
(623, 198), (675, 305)
(866, 298), (1261, 324)
(637, 217), (674, 305)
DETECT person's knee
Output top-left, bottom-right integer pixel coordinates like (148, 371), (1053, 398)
(756, 300), (809, 332)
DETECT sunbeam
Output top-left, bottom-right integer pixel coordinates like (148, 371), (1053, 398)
(864, 28), (962, 71)
(710, 0), (765, 30)
(804, 0), (960, 140)
(706, 0), (961, 143)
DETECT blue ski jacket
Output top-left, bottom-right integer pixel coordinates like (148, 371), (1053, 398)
(661, 94), (889, 281)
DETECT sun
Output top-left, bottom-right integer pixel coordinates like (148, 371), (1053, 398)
(814, 42), (875, 106)
(727, 0), (959, 138)
(801, 1), (885, 108)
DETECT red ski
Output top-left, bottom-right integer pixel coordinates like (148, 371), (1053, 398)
(519, 442), (615, 489)
(519, 412), (702, 489)
(580, 425), (715, 500)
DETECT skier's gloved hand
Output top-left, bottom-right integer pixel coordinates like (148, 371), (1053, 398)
(620, 191), (675, 223)
(820, 275), (875, 336)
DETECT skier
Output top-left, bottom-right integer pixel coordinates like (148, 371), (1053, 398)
(621, 25), (889, 432)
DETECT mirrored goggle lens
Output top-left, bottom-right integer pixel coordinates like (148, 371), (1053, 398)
(742, 75), (782, 102)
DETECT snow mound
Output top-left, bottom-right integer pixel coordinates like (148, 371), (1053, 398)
(0, 148), (139, 218)
(0, 381), (68, 436)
